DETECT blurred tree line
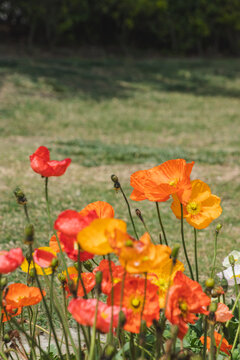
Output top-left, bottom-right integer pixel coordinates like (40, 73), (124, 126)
(0, 0), (239, 54)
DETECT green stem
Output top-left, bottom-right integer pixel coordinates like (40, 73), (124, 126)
(209, 323), (216, 360)
(107, 254), (114, 344)
(180, 204), (194, 280)
(24, 203), (30, 223)
(119, 184), (138, 239)
(231, 323), (240, 354)
(211, 231), (219, 278)
(47, 271), (55, 353)
(194, 228), (199, 282)
(203, 316), (208, 360)
(89, 296), (100, 360)
(155, 202), (168, 246)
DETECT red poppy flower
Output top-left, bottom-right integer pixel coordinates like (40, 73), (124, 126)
(200, 332), (232, 355)
(54, 210), (98, 261)
(63, 267), (95, 297)
(4, 284), (46, 307)
(165, 272), (210, 339)
(109, 276), (160, 333)
(130, 159), (194, 205)
(1, 305), (22, 322)
(30, 146), (71, 177)
(68, 298), (130, 333)
(79, 201), (114, 219)
(0, 248), (24, 274)
(33, 248), (57, 268)
(93, 260), (125, 295)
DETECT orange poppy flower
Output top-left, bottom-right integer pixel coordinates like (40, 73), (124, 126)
(78, 201), (114, 219)
(68, 298), (130, 333)
(109, 276), (160, 333)
(1, 305), (22, 322)
(93, 260), (125, 295)
(165, 272), (210, 339)
(49, 233), (64, 253)
(130, 159), (194, 205)
(171, 179), (222, 229)
(77, 218), (127, 255)
(200, 332), (232, 355)
(215, 303), (233, 323)
(148, 259), (184, 308)
(4, 284), (46, 307)
(63, 267), (96, 297)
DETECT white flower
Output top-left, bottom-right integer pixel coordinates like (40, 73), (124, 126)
(217, 265), (240, 286)
(222, 251), (240, 268)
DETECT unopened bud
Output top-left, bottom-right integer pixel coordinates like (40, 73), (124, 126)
(0, 277), (7, 289)
(83, 260), (93, 272)
(205, 278), (215, 289)
(209, 302), (218, 313)
(58, 273), (66, 283)
(211, 286), (224, 298)
(221, 277), (228, 293)
(229, 255), (235, 266)
(29, 268), (36, 278)
(171, 244), (180, 262)
(114, 182), (120, 191)
(3, 334), (10, 343)
(111, 174), (118, 183)
(216, 223), (222, 233)
(102, 344), (116, 360)
(135, 208), (143, 221)
(13, 187), (27, 205)
(51, 258), (58, 270)
(24, 224), (34, 244)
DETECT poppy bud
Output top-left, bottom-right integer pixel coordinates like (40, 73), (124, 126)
(205, 278), (215, 289)
(171, 244), (180, 263)
(0, 277), (7, 289)
(209, 302), (218, 313)
(29, 268), (36, 278)
(51, 258), (58, 270)
(95, 271), (103, 294)
(135, 208), (143, 221)
(216, 223), (222, 234)
(24, 224), (34, 245)
(229, 255), (235, 266)
(111, 174), (118, 183)
(3, 334), (10, 343)
(114, 182), (120, 191)
(221, 277), (228, 293)
(58, 273), (66, 284)
(102, 344), (116, 360)
(83, 260), (93, 272)
(13, 187), (27, 205)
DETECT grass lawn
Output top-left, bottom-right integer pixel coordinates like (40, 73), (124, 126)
(0, 52), (239, 283)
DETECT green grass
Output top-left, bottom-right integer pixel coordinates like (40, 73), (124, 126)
(0, 53), (240, 282)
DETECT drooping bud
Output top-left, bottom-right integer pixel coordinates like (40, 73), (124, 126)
(3, 334), (10, 343)
(24, 224), (34, 245)
(114, 182), (120, 191)
(135, 208), (143, 221)
(95, 271), (103, 295)
(101, 344), (116, 360)
(83, 260), (93, 272)
(13, 187), (27, 205)
(111, 174), (118, 183)
(29, 268), (36, 278)
(171, 244), (180, 263)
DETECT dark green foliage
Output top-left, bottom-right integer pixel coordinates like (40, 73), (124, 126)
(0, 0), (239, 54)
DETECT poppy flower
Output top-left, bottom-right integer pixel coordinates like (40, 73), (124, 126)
(171, 179), (222, 229)
(21, 247), (56, 275)
(54, 210), (98, 261)
(148, 259), (184, 308)
(200, 332), (232, 355)
(217, 265), (240, 286)
(4, 283), (46, 307)
(215, 303), (233, 322)
(0, 248), (24, 274)
(109, 276), (160, 333)
(30, 146), (71, 177)
(93, 260), (125, 295)
(165, 271), (210, 339)
(77, 218), (127, 255)
(68, 298), (129, 333)
(78, 201), (114, 219)
(63, 267), (95, 297)
(33, 248), (57, 268)
(130, 159), (194, 205)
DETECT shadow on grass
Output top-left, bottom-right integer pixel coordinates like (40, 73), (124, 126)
(0, 57), (239, 100)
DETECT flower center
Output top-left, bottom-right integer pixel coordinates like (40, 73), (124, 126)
(169, 179), (178, 187)
(100, 311), (109, 320)
(179, 300), (188, 316)
(158, 278), (168, 291)
(186, 201), (201, 215)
